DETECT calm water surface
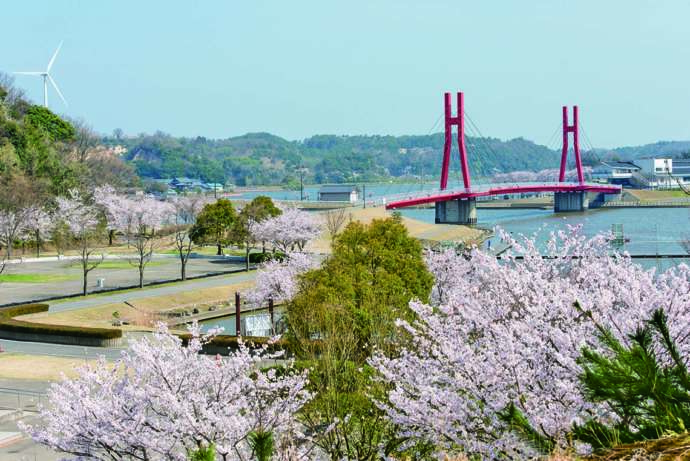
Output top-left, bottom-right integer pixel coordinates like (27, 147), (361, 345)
(401, 207), (690, 271)
(203, 206), (689, 334)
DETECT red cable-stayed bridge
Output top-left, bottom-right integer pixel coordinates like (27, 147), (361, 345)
(384, 92), (622, 224)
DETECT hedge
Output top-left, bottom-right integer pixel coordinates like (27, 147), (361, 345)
(0, 303), (49, 318)
(0, 303), (122, 340)
(0, 319), (123, 339)
(177, 333), (291, 353)
(248, 251), (286, 264)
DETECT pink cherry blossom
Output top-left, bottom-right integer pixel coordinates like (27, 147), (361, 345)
(371, 227), (690, 458)
(252, 207), (321, 253)
(246, 252), (318, 307)
(23, 322), (313, 460)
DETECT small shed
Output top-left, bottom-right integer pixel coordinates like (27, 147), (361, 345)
(318, 184), (360, 203)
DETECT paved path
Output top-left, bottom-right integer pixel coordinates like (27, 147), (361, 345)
(1, 270), (258, 357)
(0, 254), (245, 306)
(0, 339), (124, 360)
(49, 270), (257, 313)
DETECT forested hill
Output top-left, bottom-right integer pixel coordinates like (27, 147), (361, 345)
(104, 132), (560, 187)
(602, 140), (690, 161)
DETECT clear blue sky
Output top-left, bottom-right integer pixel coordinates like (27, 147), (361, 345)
(2, 0), (689, 147)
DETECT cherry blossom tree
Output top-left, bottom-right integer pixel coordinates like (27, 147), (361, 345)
(371, 227), (690, 458)
(23, 323), (314, 460)
(94, 185), (131, 246)
(170, 195), (210, 280)
(56, 189), (103, 295)
(252, 208), (321, 254)
(245, 252), (318, 307)
(491, 167), (593, 184)
(22, 206), (53, 258)
(491, 170), (538, 183)
(96, 187), (173, 288)
(236, 197), (281, 271)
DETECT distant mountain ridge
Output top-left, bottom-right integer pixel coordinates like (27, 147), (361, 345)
(105, 132), (559, 187)
(103, 132), (690, 187)
(602, 141), (690, 161)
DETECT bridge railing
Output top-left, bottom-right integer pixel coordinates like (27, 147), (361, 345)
(378, 182), (620, 206)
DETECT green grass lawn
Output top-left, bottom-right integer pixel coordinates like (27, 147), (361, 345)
(66, 260), (166, 270)
(0, 273), (76, 283)
(161, 247), (247, 256)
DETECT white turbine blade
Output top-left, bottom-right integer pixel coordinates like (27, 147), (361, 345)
(48, 75), (68, 107)
(47, 41), (63, 72)
(14, 71), (43, 75)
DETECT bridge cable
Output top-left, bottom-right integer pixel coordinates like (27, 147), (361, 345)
(464, 120), (496, 186)
(464, 111), (505, 185)
(545, 124), (562, 152)
(577, 122), (600, 181)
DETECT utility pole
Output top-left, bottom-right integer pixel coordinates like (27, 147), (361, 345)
(299, 168), (304, 201)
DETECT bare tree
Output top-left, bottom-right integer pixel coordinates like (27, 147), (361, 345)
(171, 196), (207, 281)
(324, 208), (348, 243)
(69, 119), (99, 163)
(0, 72), (29, 115)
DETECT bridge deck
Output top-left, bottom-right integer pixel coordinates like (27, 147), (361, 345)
(385, 182), (621, 209)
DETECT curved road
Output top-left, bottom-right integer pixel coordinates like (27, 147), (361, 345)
(49, 270), (257, 312)
(1, 270), (258, 357)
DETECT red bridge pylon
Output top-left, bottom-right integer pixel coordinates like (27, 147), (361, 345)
(559, 105), (584, 184)
(440, 92), (471, 191)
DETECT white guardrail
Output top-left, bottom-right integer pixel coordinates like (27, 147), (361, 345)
(373, 182), (617, 206)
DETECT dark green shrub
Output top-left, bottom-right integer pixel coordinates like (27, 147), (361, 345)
(188, 444), (215, 461)
(0, 319), (122, 339)
(248, 430), (274, 461)
(0, 303), (49, 318)
(248, 251), (286, 264)
(574, 309), (690, 449)
(0, 303), (121, 339)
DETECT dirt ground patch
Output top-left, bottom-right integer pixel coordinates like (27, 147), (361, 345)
(307, 206), (487, 253)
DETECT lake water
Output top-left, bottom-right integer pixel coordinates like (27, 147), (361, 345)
(200, 307), (285, 336)
(202, 206), (689, 335)
(234, 180), (450, 201)
(400, 206), (690, 270)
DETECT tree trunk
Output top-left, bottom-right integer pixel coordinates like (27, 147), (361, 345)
(139, 265), (144, 288)
(245, 246), (250, 271)
(108, 229), (114, 246)
(83, 272), (88, 296)
(181, 257), (187, 281)
(35, 230), (40, 258)
(217, 243), (222, 256)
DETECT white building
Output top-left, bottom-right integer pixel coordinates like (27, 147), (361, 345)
(591, 161), (640, 185)
(594, 158), (690, 189)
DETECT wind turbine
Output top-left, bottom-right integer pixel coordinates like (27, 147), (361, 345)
(14, 41), (68, 109)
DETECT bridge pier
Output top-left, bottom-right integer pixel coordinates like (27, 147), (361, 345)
(554, 191), (588, 212)
(435, 198), (477, 225)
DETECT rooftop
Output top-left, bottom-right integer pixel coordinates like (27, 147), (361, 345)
(600, 161), (640, 169)
(318, 184), (360, 193)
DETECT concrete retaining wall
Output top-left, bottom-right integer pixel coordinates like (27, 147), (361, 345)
(0, 330), (123, 347)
